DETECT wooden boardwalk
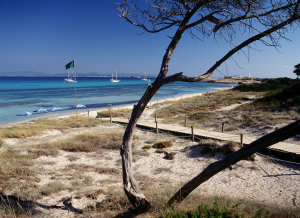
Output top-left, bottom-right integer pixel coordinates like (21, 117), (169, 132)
(102, 117), (300, 156)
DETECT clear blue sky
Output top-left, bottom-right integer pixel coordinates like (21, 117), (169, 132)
(0, 0), (299, 78)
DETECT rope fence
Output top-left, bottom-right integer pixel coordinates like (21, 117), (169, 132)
(95, 108), (300, 159)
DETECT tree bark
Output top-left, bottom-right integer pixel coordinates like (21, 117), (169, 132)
(167, 119), (300, 207)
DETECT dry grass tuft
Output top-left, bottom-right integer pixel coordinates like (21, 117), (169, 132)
(142, 145), (151, 150)
(95, 166), (119, 175)
(39, 182), (67, 196)
(200, 140), (242, 157)
(0, 116), (104, 139)
(96, 108), (132, 118)
(165, 152), (176, 160)
(222, 141), (241, 155)
(153, 141), (173, 148)
(0, 147), (40, 193)
(85, 189), (106, 199)
(60, 131), (123, 152)
(200, 140), (221, 157)
(155, 149), (165, 153)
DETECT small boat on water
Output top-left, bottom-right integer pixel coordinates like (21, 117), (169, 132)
(64, 71), (77, 83)
(110, 70), (120, 82)
(141, 72), (148, 82)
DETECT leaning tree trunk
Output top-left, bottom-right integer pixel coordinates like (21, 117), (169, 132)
(167, 119), (300, 207)
(120, 84), (162, 209)
(118, 0), (300, 210)
(119, 2), (202, 209)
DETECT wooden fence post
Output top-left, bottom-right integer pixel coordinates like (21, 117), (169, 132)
(222, 122), (224, 133)
(88, 110), (89, 118)
(191, 126), (194, 142)
(185, 116), (187, 127)
(155, 114), (157, 122)
(275, 127), (278, 131)
(156, 121), (159, 134)
(110, 114), (112, 123)
(240, 134), (243, 146)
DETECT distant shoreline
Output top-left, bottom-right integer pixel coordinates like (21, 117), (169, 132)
(203, 77), (261, 84)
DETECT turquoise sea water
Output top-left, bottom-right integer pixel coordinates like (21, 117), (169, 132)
(0, 77), (235, 125)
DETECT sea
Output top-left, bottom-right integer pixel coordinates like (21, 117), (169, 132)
(0, 77), (236, 126)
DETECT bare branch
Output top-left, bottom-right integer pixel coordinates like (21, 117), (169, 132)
(167, 119), (300, 206)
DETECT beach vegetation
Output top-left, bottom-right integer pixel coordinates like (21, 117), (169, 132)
(0, 116), (105, 139)
(153, 141), (173, 148)
(1, 185), (299, 217)
(142, 145), (152, 150)
(199, 140), (241, 157)
(59, 131), (123, 152)
(154, 83), (300, 134)
(155, 149), (165, 153)
(165, 152), (176, 160)
(96, 108), (132, 118)
(0, 118), (299, 217)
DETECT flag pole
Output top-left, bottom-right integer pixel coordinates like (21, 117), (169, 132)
(74, 58), (78, 117)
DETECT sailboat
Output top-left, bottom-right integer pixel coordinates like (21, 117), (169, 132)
(64, 71), (77, 83)
(110, 70), (120, 82)
(141, 72), (148, 81)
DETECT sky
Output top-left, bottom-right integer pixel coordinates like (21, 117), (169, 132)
(0, 0), (299, 78)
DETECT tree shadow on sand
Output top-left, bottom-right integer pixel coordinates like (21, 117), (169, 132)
(0, 193), (83, 216)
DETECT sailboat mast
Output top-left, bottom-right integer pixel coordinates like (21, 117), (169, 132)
(74, 58), (77, 116)
(116, 70), (117, 80)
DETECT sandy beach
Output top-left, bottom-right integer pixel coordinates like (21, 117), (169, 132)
(1, 86), (299, 217)
(56, 86), (234, 121)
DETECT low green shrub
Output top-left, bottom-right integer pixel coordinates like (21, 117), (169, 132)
(234, 83), (288, 92)
(161, 198), (247, 218)
(142, 145), (152, 150)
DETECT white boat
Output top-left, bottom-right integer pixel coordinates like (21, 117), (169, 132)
(141, 72), (148, 81)
(64, 71), (77, 83)
(110, 70), (120, 82)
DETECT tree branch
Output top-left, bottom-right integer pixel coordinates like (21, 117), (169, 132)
(167, 119), (300, 207)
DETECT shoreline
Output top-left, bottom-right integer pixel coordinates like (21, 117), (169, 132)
(57, 86), (234, 120)
(203, 77), (261, 84)
(1, 86), (234, 127)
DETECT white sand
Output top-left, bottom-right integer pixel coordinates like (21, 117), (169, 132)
(3, 86), (300, 216)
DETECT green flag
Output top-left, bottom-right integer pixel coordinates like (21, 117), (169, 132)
(65, 60), (74, 69)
